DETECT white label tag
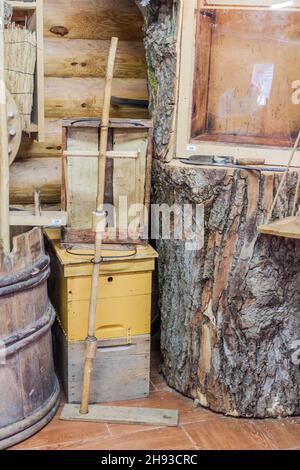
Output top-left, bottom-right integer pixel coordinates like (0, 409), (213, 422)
(187, 144), (197, 151)
(51, 219), (62, 226)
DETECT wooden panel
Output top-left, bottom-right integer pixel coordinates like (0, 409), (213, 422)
(65, 127), (98, 228)
(60, 404), (179, 426)
(68, 272), (152, 301)
(44, 38), (147, 78)
(62, 125), (151, 244)
(192, 11), (213, 137)
(44, 0), (144, 41)
(45, 77), (149, 119)
(113, 129), (148, 227)
(67, 294), (151, 341)
(192, 9), (300, 145)
(54, 325), (150, 404)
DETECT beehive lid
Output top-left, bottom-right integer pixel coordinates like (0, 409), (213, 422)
(44, 228), (158, 277)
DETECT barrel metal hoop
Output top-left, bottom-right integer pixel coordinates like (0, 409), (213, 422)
(3, 303), (56, 357)
(0, 256), (50, 297)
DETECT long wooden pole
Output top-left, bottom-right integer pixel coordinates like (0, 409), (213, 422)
(0, 0), (10, 253)
(80, 37), (118, 415)
(266, 130), (300, 224)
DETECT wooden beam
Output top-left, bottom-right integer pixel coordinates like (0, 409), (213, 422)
(63, 150), (139, 159)
(0, 1), (10, 252)
(9, 209), (67, 227)
(44, 0), (144, 41)
(6, 1), (37, 10)
(10, 157), (61, 204)
(44, 39), (147, 79)
(44, 77), (149, 119)
(36, 0), (45, 141)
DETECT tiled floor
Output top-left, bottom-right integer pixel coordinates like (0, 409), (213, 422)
(10, 352), (300, 450)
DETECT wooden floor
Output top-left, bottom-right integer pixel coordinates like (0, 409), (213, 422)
(10, 351), (300, 451)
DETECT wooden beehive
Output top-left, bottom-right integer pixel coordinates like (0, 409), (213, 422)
(45, 228), (157, 404)
(61, 118), (153, 245)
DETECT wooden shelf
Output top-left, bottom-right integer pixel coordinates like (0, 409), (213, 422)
(257, 216), (300, 239)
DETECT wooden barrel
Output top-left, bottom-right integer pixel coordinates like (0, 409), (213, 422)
(0, 228), (60, 449)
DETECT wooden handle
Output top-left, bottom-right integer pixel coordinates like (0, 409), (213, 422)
(236, 157), (265, 166)
(96, 37), (118, 211)
(0, 3), (10, 253)
(80, 339), (97, 414)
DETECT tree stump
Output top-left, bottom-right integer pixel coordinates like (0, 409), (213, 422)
(153, 160), (300, 418)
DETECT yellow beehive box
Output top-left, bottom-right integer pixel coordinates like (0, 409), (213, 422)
(45, 229), (158, 342)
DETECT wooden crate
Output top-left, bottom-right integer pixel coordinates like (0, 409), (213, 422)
(45, 229), (158, 342)
(53, 324), (150, 404)
(61, 118), (153, 245)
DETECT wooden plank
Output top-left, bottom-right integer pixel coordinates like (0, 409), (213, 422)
(6, 1), (37, 10)
(64, 150), (139, 158)
(44, 0), (144, 41)
(257, 216), (300, 239)
(61, 227), (147, 246)
(0, 0), (10, 252)
(44, 77), (149, 119)
(44, 38), (147, 79)
(55, 328), (151, 405)
(9, 210), (67, 227)
(191, 10), (213, 138)
(36, 0), (45, 142)
(61, 404), (178, 426)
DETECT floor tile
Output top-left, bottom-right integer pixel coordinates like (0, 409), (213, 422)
(10, 404), (109, 450)
(66, 426), (196, 450)
(183, 418), (273, 450)
(253, 418), (300, 450)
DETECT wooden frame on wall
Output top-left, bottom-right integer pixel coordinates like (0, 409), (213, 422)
(175, 0), (300, 165)
(6, 0), (45, 142)
(61, 118), (153, 246)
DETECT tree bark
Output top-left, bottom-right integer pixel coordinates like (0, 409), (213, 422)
(136, 0), (179, 161)
(153, 160), (300, 418)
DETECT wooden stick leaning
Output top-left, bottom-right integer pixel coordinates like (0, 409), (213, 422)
(79, 37), (119, 415)
(266, 130), (300, 224)
(0, 2), (10, 253)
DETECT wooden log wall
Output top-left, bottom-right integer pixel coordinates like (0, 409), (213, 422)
(11, 0), (148, 204)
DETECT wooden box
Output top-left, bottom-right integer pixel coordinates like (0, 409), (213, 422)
(45, 229), (158, 342)
(54, 324), (150, 404)
(61, 118), (153, 245)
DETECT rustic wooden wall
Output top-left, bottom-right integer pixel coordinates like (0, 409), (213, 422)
(11, 0), (148, 204)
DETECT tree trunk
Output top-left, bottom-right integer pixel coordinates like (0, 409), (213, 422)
(136, 0), (180, 161)
(153, 160), (300, 418)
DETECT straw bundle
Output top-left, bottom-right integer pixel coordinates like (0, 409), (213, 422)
(4, 24), (37, 131)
